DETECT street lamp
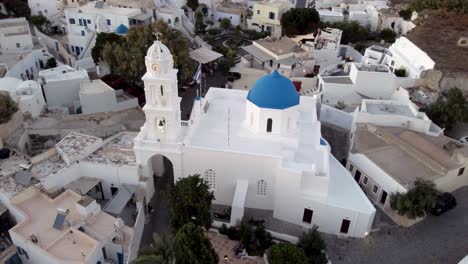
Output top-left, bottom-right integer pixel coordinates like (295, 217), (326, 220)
(224, 255), (228, 264)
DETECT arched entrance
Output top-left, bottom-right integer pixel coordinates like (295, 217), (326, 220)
(174, 17), (180, 27)
(141, 154), (174, 245)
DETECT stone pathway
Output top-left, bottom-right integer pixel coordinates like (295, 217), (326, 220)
(206, 231), (264, 264)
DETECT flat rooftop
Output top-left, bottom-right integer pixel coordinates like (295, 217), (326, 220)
(38, 65), (89, 82)
(55, 132), (103, 165)
(187, 88), (326, 173)
(67, 1), (141, 16)
(0, 52), (33, 69)
(0, 155), (29, 197)
(364, 101), (416, 117)
(352, 124), (467, 186)
(255, 37), (298, 56)
(355, 63), (389, 73)
(85, 132), (137, 166)
(80, 79), (113, 95)
(10, 189), (133, 262)
(321, 76), (353, 84)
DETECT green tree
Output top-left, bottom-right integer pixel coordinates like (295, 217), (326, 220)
(0, 93), (18, 124)
(91, 32), (124, 63)
(423, 88), (468, 130)
(186, 0), (199, 11)
(174, 223), (219, 264)
(281, 8), (320, 36)
(194, 11), (207, 35)
(45, 57), (57, 69)
(3, 0), (30, 17)
(165, 174), (214, 230)
(322, 21), (369, 44)
(394, 67), (407, 77)
(30, 15), (49, 31)
(220, 18), (232, 30)
(390, 179), (440, 219)
(135, 233), (175, 264)
(298, 226), (327, 264)
(268, 243), (307, 264)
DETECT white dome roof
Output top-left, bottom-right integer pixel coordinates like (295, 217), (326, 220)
(146, 40), (172, 62)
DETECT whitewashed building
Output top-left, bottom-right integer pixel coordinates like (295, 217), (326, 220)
(0, 18), (34, 54)
(362, 37), (435, 78)
(0, 77), (46, 118)
(318, 62), (416, 107)
(247, 0), (287, 38)
(79, 79), (139, 114)
(39, 65), (89, 109)
(347, 99), (468, 222)
(318, 9), (344, 23)
(28, 0), (64, 18)
(64, 1), (152, 58)
(133, 40), (375, 238)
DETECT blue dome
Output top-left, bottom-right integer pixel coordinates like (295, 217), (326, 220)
(115, 24), (128, 35)
(247, 70), (299, 110)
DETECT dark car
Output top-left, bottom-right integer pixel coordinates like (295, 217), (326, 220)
(429, 192), (457, 216)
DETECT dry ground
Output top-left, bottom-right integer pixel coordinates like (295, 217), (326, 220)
(406, 10), (468, 73)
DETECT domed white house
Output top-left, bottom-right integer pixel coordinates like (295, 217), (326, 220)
(134, 40), (375, 238)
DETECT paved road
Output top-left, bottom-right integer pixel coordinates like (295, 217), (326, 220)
(324, 186), (468, 264)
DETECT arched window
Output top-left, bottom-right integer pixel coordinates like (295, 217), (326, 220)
(204, 169), (216, 190)
(266, 118), (273, 132)
(256, 180), (267, 196)
(160, 85), (164, 96)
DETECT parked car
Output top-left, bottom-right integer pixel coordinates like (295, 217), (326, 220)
(429, 192), (457, 216)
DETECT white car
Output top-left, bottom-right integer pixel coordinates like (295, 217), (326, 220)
(459, 136), (468, 144)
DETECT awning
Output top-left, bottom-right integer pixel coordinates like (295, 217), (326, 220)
(242, 45), (274, 62)
(65, 177), (100, 195)
(104, 184), (137, 215)
(15, 170), (32, 186)
(189, 48), (223, 64)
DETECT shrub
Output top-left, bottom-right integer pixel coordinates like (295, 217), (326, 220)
(219, 223), (229, 235)
(399, 9), (413, 20)
(390, 179), (440, 219)
(298, 226), (327, 264)
(220, 18), (231, 30)
(380, 29), (396, 43)
(394, 68), (407, 77)
(0, 93), (18, 124)
(207, 28), (222, 36)
(268, 243), (307, 264)
(227, 226), (240, 240)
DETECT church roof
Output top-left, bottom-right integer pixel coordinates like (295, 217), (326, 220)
(247, 70), (300, 110)
(115, 24), (128, 35)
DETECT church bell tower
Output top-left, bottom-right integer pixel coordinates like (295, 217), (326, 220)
(140, 39), (181, 143)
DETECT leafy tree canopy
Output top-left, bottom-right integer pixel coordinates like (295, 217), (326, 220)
(298, 226), (327, 264)
(0, 93), (18, 124)
(174, 223), (219, 264)
(423, 88), (468, 130)
(91, 32), (124, 63)
(3, 0), (30, 17)
(268, 243), (307, 264)
(136, 233), (175, 264)
(186, 0), (199, 11)
(165, 174), (214, 230)
(281, 8), (320, 36)
(194, 11), (207, 35)
(321, 21), (369, 44)
(30, 15), (49, 31)
(45, 57), (57, 69)
(98, 21), (196, 85)
(220, 18), (232, 30)
(390, 179), (440, 219)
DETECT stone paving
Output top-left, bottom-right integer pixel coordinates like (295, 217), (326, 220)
(323, 186), (468, 264)
(206, 231), (264, 264)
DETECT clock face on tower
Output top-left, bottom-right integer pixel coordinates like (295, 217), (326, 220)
(152, 63), (159, 72)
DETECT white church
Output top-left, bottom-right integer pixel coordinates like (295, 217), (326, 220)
(134, 40), (376, 238)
